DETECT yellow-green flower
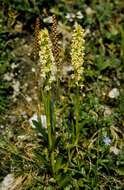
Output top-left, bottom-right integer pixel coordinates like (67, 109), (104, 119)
(39, 29), (57, 91)
(71, 23), (85, 85)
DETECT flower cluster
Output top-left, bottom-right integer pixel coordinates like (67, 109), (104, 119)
(51, 15), (61, 66)
(38, 22), (85, 90)
(71, 23), (85, 86)
(39, 29), (57, 91)
(34, 17), (40, 59)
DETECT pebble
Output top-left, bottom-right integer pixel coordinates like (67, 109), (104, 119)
(108, 88), (120, 98)
(29, 113), (47, 129)
(110, 146), (120, 155)
(0, 174), (14, 190)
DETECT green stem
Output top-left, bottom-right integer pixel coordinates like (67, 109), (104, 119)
(51, 151), (55, 174)
(75, 85), (80, 145)
(44, 91), (56, 174)
(45, 92), (53, 150)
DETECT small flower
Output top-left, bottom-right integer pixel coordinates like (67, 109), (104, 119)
(66, 13), (76, 22)
(103, 136), (111, 145)
(76, 11), (84, 19)
(43, 16), (53, 23)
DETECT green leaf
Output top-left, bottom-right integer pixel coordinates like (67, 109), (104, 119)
(116, 167), (124, 176)
(54, 156), (64, 173)
(32, 120), (48, 142)
(56, 174), (72, 188)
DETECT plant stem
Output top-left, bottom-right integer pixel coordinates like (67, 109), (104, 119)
(75, 85), (80, 145)
(44, 91), (56, 174)
(44, 92), (53, 150)
(51, 150), (55, 174)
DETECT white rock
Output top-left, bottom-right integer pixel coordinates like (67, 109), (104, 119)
(11, 80), (20, 99)
(17, 135), (30, 141)
(104, 106), (112, 116)
(0, 174), (14, 190)
(12, 80), (20, 93)
(85, 28), (90, 35)
(29, 113), (37, 128)
(21, 111), (28, 119)
(108, 88), (119, 98)
(29, 113), (47, 129)
(25, 96), (32, 102)
(85, 7), (95, 15)
(110, 146), (120, 155)
(62, 65), (73, 75)
(0, 125), (4, 129)
(31, 68), (36, 72)
(3, 73), (14, 81)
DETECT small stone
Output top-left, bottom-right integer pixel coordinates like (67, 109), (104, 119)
(21, 111), (28, 119)
(85, 28), (90, 35)
(17, 135), (30, 141)
(3, 73), (14, 81)
(14, 21), (23, 32)
(110, 146), (120, 155)
(104, 106), (112, 116)
(25, 96), (32, 102)
(29, 113), (37, 128)
(41, 115), (47, 128)
(85, 7), (95, 16)
(12, 80), (20, 93)
(31, 68), (36, 72)
(0, 125), (4, 129)
(108, 88), (119, 98)
(0, 174), (14, 190)
(29, 113), (47, 129)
